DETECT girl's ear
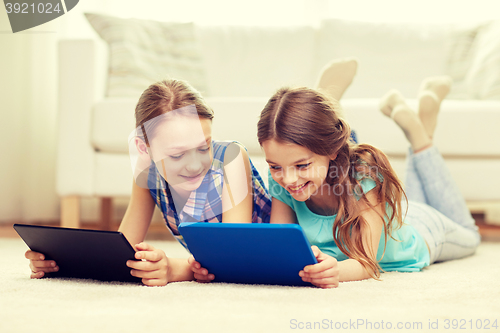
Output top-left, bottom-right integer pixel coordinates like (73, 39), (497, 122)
(135, 137), (151, 161)
(329, 153), (338, 161)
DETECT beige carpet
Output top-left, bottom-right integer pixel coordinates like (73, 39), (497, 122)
(1, 238), (499, 333)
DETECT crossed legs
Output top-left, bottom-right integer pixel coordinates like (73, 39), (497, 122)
(380, 76), (480, 263)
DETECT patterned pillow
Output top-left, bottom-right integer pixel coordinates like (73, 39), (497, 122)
(445, 25), (483, 81)
(464, 20), (500, 100)
(85, 13), (208, 99)
(444, 23), (484, 99)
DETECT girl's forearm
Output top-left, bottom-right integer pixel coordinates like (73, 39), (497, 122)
(337, 258), (372, 282)
(167, 257), (195, 283)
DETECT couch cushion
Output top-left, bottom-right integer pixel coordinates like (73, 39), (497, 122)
(93, 97), (500, 158)
(91, 97), (269, 155)
(91, 98), (137, 154)
(196, 25), (317, 97)
(318, 19), (448, 99)
(93, 152), (134, 196)
(85, 13), (208, 100)
(343, 99), (500, 156)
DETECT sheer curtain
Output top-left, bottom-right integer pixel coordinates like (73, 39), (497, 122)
(0, 13), (59, 223)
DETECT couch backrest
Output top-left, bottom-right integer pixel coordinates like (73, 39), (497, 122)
(85, 19), (465, 100)
(91, 97), (267, 156)
(196, 25), (318, 98)
(196, 22), (450, 99)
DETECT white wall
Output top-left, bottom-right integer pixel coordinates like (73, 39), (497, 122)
(0, 10), (59, 223)
(323, 0), (500, 24)
(0, 17), (29, 222)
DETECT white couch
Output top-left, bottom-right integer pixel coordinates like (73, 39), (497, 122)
(56, 20), (500, 228)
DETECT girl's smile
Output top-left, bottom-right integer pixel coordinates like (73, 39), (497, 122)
(288, 181), (311, 193)
(180, 171), (205, 183)
(262, 139), (334, 203)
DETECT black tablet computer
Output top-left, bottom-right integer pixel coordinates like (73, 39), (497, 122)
(178, 222), (318, 286)
(13, 224), (141, 283)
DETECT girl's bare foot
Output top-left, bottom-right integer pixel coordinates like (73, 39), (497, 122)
(315, 58), (358, 101)
(379, 89), (432, 152)
(418, 76), (452, 138)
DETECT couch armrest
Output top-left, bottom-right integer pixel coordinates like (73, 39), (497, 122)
(56, 39), (107, 196)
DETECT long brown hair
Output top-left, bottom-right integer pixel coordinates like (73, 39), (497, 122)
(135, 79), (214, 146)
(257, 87), (407, 279)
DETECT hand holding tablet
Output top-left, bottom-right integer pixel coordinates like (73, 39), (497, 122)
(126, 242), (170, 286)
(14, 224), (142, 283)
(179, 222), (318, 286)
(15, 223), (320, 287)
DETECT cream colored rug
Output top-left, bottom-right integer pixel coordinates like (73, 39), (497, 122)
(1, 238), (499, 333)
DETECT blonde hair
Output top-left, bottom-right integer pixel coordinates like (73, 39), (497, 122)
(257, 87), (407, 279)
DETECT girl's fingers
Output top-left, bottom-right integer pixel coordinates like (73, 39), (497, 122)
(31, 260), (57, 269)
(26, 251), (59, 279)
(127, 260), (157, 271)
(29, 265), (59, 279)
(191, 266), (209, 275)
(310, 246), (320, 257)
(30, 261), (59, 273)
(130, 269), (162, 279)
(31, 266), (60, 274)
(135, 246), (166, 262)
(134, 242), (153, 252)
(300, 268), (336, 279)
(141, 278), (167, 287)
(187, 257), (201, 269)
(306, 276), (338, 284)
(194, 274), (214, 283)
(315, 284), (339, 289)
(30, 271), (45, 279)
(135, 250), (163, 262)
(303, 276), (339, 288)
(194, 273), (215, 281)
(303, 258), (337, 274)
(25, 251), (44, 260)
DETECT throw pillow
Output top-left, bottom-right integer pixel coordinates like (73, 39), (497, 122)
(444, 23), (484, 99)
(85, 13), (208, 99)
(464, 20), (500, 99)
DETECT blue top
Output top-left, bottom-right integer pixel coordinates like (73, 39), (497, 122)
(268, 171), (430, 272)
(148, 141), (272, 250)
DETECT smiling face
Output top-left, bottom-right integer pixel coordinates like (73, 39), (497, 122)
(148, 115), (213, 194)
(262, 139), (334, 202)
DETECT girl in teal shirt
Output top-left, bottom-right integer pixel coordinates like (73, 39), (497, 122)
(190, 60), (480, 288)
(255, 74), (480, 289)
